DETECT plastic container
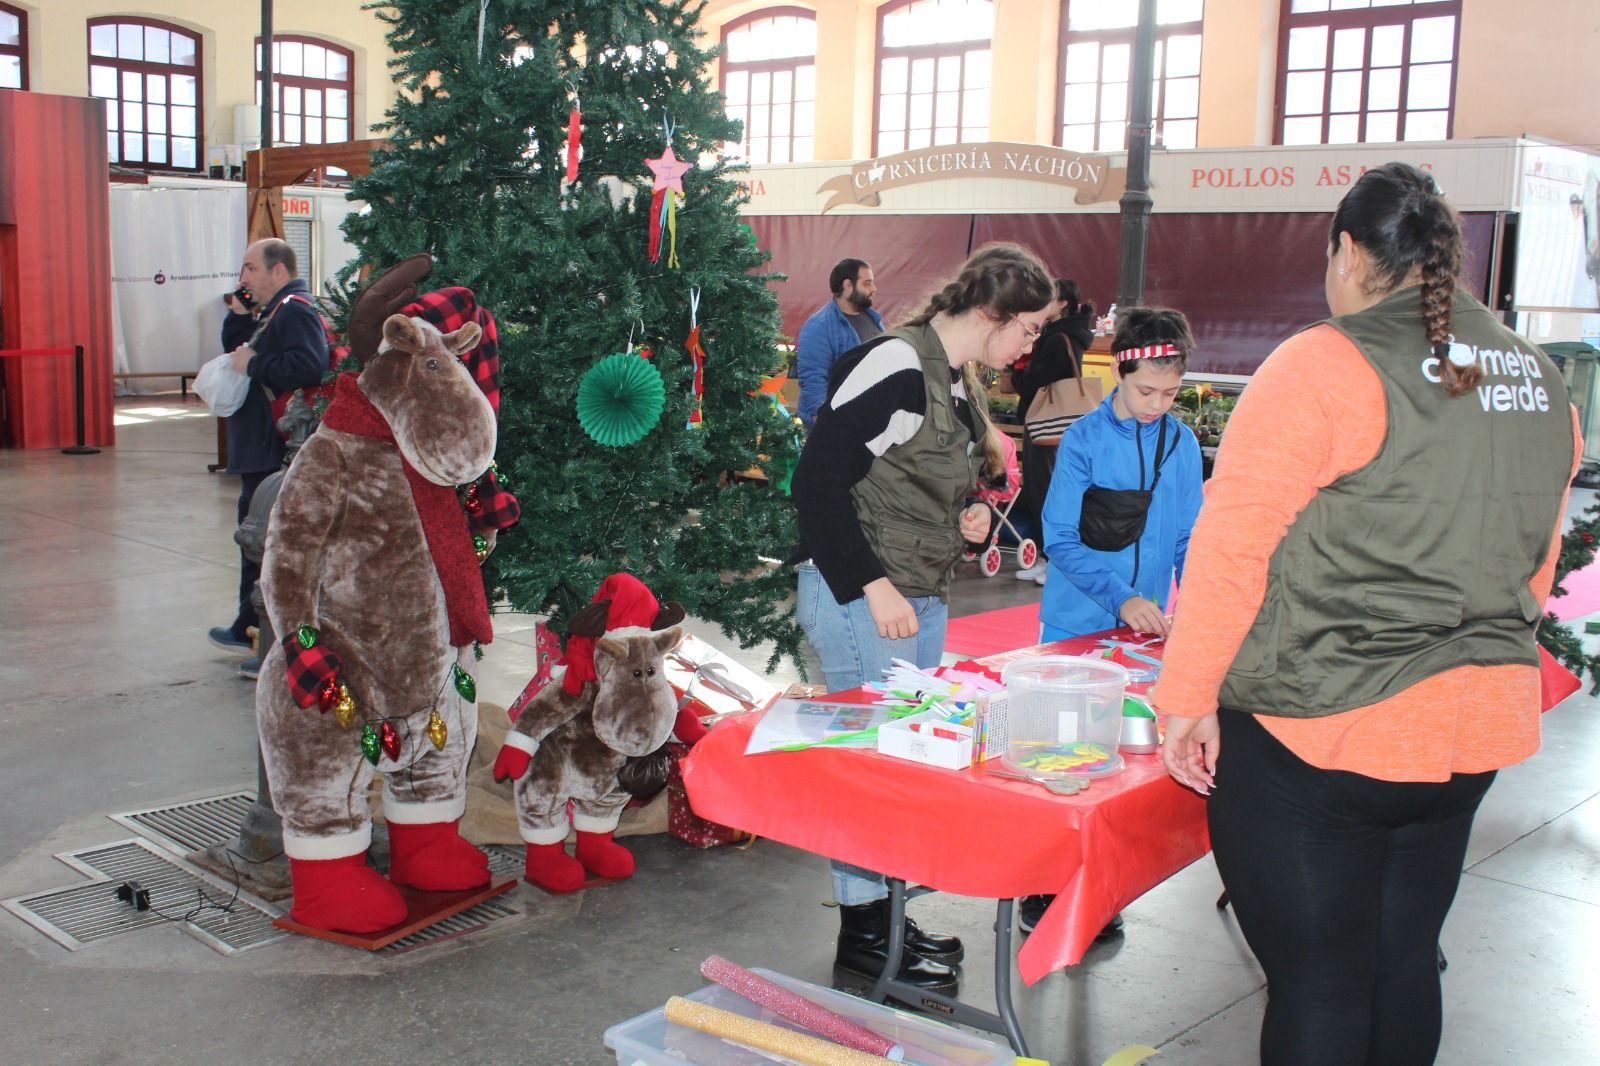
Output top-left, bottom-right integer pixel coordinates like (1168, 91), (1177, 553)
(603, 966), (1014, 1066)
(1000, 656), (1128, 778)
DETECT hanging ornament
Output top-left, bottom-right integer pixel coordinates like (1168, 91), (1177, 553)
(334, 684), (359, 729)
(473, 533), (489, 560)
(476, 0), (491, 61)
(453, 662), (478, 702)
(463, 484), (482, 514)
(564, 89), (582, 183)
(296, 624), (319, 650)
(380, 720), (402, 761)
(576, 353), (667, 446)
(318, 675), (340, 715)
(361, 722), (381, 765)
(685, 287), (705, 430)
(644, 116), (692, 266)
(427, 708), (449, 750)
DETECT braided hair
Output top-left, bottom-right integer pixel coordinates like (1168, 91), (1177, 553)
(1330, 162), (1479, 397)
(904, 243), (1053, 479)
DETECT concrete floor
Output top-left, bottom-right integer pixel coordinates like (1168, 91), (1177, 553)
(2, 397), (1597, 1066)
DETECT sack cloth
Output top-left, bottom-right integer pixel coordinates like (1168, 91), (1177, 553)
(192, 352), (249, 416)
(1079, 415), (1177, 552)
(1024, 341), (1102, 445)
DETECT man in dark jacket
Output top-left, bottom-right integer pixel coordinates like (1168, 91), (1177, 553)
(208, 238), (329, 673)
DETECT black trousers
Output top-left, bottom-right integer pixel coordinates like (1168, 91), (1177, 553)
(230, 470), (270, 638)
(1019, 437), (1057, 556)
(1209, 708), (1495, 1066)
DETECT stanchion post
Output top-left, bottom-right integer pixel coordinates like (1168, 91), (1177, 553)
(61, 343), (102, 455)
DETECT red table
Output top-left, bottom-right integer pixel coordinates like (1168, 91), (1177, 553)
(681, 630), (1211, 987)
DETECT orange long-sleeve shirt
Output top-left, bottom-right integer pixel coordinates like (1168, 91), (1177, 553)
(1153, 324), (1579, 782)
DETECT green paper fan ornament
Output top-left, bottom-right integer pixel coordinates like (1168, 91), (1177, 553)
(577, 353), (667, 447)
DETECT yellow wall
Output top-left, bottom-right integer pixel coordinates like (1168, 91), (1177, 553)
(701, 0), (1595, 159)
(11, 1), (394, 159)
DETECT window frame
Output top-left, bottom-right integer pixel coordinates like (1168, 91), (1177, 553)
(0, 1), (28, 91)
(1054, 1), (1205, 153)
(872, 0), (995, 156)
(718, 6), (817, 165)
(1273, 0), (1462, 146)
(86, 16), (205, 172)
(255, 33), (356, 151)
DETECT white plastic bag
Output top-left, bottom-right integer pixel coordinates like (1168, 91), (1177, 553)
(192, 352), (250, 417)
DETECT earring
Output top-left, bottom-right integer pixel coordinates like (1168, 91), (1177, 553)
(1339, 268), (1349, 281)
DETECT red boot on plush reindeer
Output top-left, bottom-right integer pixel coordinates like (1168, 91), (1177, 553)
(493, 574), (687, 893)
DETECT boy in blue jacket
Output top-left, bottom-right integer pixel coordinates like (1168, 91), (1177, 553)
(1040, 307), (1203, 641)
(1024, 308), (1204, 937)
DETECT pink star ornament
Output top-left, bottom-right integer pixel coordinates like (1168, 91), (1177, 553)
(645, 145), (693, 194)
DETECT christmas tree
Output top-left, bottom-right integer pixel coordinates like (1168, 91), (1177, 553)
(1537, 499), (1600, 694)
(343, 0), (800, 664)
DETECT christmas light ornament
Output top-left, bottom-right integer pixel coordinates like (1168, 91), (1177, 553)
(334, 684), (359, 729)
(296, 624), (318, 650)
(576, 353), (667, 446)
(453, 662), (477, 702)
(427, 708), (449, 750)
(361, 722), (381, 765)
(380, 720), (402, 761)
(318, 676), (340, 715)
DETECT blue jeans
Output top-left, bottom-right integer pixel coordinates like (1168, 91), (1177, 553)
(795, 562), (947, 904)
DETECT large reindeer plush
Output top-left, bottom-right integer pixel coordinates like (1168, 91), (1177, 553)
(493, 573), (699, 893)
(257, 310), (497, 934)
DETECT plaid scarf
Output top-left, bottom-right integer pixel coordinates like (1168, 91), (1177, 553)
(320, 373), (493, 648)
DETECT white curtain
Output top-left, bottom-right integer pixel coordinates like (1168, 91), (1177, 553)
(109, 185), (247, 395)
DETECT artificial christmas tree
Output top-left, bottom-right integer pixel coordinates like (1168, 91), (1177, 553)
(343, 0), (799, 664)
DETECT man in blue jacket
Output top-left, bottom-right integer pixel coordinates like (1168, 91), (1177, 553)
(207, 238), (329, 675)
(795, 258), (882, 428)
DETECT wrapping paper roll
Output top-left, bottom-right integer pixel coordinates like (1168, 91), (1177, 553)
(664, 997), (892, 1066)
(700, 955), (904, 1061)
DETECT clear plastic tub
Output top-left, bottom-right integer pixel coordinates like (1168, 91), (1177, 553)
(603, 966), (1014, 1065)
(1000, 655), (1128, 778)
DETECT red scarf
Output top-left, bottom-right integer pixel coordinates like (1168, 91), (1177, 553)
(320, 373), (493, 648)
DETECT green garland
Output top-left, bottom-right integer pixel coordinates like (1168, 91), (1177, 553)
(1536, 498), (1600, 694)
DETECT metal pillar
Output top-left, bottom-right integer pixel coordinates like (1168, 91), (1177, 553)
(1115, 0), (1159, 309)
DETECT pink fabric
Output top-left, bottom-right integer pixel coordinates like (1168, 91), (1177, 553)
(681, 629), (1210, 984)
(975, 429), (1020, 506)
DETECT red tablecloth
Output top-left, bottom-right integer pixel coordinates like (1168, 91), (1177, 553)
(681, 631), (1211, 985)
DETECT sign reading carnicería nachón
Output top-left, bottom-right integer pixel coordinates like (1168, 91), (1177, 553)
(816, 141), (1125, 213)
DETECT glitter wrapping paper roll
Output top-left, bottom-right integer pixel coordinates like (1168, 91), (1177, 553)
(663, 997), (893, 1066)
(699, 955), (904, 1061)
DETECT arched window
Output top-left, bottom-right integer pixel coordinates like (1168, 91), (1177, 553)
(1057, 0), (1203, 153)
(721, 8), (817, 164)
(88, 18), (203, 171)
(1, 3), (27, 90)
(1277, 0), (1461, 145)
(875, 0), (994, 155)
(256, 35), (355, 148)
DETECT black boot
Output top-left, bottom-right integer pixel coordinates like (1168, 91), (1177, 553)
(905, 915), (964, 963)
(834, 900), (959, 994)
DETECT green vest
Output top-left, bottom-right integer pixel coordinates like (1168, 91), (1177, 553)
(1219, 287), (1573, 717)
(850, 323), (981, 599)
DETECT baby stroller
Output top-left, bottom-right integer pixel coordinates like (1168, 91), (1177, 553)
(968, 430), (1039, 577)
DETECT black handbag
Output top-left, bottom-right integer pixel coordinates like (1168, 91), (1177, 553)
(1079, 416), (1176, 552)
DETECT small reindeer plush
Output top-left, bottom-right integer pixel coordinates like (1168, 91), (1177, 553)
(494, 574), (693, 892)
(257, 311), (496, 934)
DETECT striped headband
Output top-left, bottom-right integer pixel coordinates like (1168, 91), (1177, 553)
(1115, 343), (1183, 363)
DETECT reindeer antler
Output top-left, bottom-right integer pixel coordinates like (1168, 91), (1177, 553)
(346, 253), (434, 367)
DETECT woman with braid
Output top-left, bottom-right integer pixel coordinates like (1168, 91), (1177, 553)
(791, 243), (1053, 995)
(1157, 163), (1579, 1065)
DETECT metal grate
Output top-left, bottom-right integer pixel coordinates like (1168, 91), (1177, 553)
(110, 791), (257, 855)
(2, 840), (285, 955)
(482, 844), (524, 877)
(378, 895), (523, 957)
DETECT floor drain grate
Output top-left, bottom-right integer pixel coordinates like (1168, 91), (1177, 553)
(378, 895), (523, 957)
(483, 844), (523, 877)
(2, 839), (285, 955)
(110, 791), (257, 855)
